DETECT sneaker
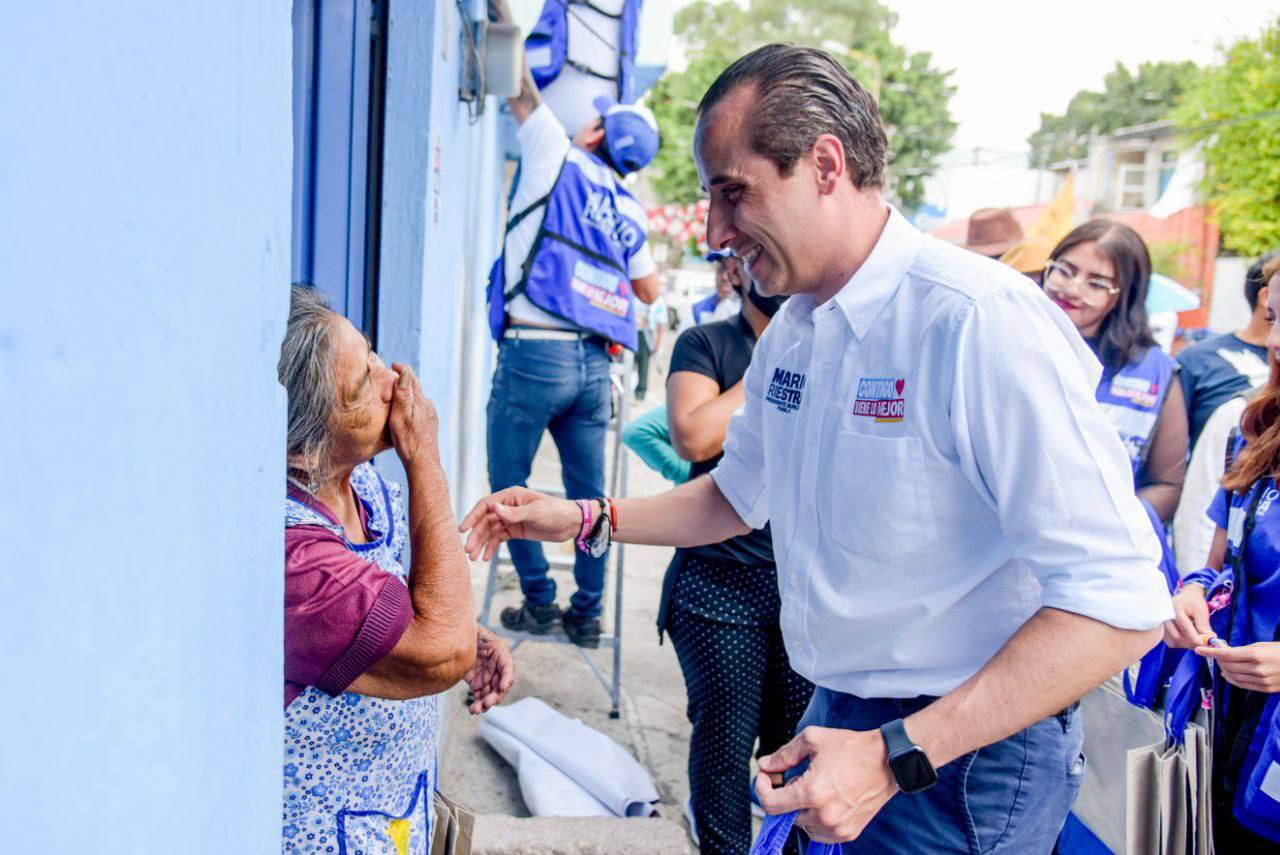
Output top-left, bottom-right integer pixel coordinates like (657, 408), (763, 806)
(499, 601), (561, 634)
(562, 612), (602, 648)
(683, 796), (699, 848)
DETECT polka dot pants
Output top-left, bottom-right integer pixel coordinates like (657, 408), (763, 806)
(667, 556), (814, 855)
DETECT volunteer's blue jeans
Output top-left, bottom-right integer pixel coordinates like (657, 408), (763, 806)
(797, 687), (1085, 853)
(486, 337), (611, 618)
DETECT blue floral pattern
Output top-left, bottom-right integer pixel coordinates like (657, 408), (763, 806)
(284, 463), (438, 854)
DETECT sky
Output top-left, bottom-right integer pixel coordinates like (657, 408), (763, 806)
(664, 0), (1278, 154)
(890, 0), (1278, 152)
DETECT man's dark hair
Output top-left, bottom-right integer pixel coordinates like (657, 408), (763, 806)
(1246, 251), (1279, 310)
(697, 44), (887, 189)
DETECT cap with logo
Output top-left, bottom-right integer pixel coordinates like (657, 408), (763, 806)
(593, 95), (659, 176)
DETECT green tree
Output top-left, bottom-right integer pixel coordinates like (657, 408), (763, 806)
(1027, 61), (1199, 168)
(647, 0), (956, 212)
(1173, 18), (1280, 257)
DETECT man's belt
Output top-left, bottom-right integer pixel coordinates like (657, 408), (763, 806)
(503, 326), (592, 342)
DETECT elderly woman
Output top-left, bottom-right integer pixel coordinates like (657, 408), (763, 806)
(279, 285), (513, 853)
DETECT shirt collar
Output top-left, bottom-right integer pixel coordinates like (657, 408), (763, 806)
(786, 206), (922, 339)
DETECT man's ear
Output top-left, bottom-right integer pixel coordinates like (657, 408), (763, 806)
(1258, 285), (1270, 314)
(811, 134), (846, 195)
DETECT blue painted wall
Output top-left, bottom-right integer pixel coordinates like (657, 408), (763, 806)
(0, 3), (291, 851)
(378, 0), (506, 510)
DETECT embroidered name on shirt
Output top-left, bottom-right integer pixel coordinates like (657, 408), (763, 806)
(766, 367), (806, 413)
(853, 377), (906, 423)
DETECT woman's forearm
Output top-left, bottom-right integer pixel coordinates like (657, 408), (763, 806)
(402, 460), (476, 670)
(669, 379), (746, 462)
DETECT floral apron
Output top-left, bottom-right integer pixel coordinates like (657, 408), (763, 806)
(283, 462), (439, 854)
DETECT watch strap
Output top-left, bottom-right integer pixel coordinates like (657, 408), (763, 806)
(880, 718), (913, 758)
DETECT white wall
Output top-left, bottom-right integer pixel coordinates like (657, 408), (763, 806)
(1208, 257), (1251, 333)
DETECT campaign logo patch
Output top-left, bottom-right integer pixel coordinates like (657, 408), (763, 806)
(1109, 375), (1158, 409)
(853, 377), (906, 423)
(765, 367), (806, 413)
(570, 260), (630, 317)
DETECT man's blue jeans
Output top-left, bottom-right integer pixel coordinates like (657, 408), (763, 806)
(486, 337), (611, 618)
(797, 687), (1085, 853)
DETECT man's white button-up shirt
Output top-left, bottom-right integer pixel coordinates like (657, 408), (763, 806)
(711, 207), (1174, 698)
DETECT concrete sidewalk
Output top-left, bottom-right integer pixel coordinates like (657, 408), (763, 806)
(439, 392), (700, 851)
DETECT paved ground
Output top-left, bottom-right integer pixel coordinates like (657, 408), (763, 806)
(439, 348), (706, 848)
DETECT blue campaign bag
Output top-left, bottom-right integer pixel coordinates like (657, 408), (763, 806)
(1235, 693), (1280, 840)
(525, 0), (642, 103)
(1123, 500), (1192, 710)
(750, 811), (839, 855)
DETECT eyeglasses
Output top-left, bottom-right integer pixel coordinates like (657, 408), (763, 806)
(1042, 260), (1121, 305)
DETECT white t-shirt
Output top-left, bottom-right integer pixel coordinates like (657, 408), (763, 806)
(1173, 393), (1250, 574)
(504, 104), (655, 330)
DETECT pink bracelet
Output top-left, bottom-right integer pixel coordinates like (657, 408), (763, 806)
(574, 499), (593, 552)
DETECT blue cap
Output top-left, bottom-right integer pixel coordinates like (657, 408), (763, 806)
(593, 95), (659, 175)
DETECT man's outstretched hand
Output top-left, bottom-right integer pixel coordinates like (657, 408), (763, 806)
(459, 486), (582, 561)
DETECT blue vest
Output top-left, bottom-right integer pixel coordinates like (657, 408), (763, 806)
(525, 0), (643, 103)
(487, 147), (646, 350)
(1094, 345), (1177, 483)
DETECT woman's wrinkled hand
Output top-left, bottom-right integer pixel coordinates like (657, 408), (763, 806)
(388, 363), (440, 469)
(1163, 584), (1211, 649)
(1196, 641), (1280, 693)
(464, 626), (516, 714)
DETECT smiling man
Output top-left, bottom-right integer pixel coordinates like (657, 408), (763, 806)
(461, 44), (1173, 850)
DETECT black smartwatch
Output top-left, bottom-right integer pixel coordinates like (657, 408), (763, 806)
(880, 718), (937, 794)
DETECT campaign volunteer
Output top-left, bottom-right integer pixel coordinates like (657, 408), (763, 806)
(1163, 254), (1280, 848)
(484, 0), (659, 647)
(1041, 220), (1188, 527)
(692, 253), (745, 325)
(462, 45), (1172, 849)
(662, 262), (811, 854)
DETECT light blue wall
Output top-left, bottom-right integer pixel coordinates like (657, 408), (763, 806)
(379, 0), (505, 510)
(0, 3), (291, 851)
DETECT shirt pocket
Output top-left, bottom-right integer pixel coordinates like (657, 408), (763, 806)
(823, 431), (937, 561)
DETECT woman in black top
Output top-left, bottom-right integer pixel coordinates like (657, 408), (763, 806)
(661, 269), (813, 854)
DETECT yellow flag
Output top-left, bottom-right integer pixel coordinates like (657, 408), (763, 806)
(998, 173), (1075, 273)
(1027, 172), (1074, 242)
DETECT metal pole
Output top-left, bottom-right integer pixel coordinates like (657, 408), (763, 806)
(608, 351), (633, 718)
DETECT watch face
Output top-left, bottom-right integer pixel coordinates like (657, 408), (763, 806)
(892, 748), (938, 794)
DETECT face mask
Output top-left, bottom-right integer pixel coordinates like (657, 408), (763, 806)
(746, 280), (788, 318)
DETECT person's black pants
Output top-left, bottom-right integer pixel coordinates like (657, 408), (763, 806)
(668, 604), (813, 854)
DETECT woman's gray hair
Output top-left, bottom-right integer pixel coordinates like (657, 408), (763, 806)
(278, 284), (337, 491)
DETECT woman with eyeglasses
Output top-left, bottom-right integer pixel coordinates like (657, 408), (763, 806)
(1043, 221), (1189, 528)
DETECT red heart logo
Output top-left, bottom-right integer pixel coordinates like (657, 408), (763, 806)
(895, 379), (905, 396)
